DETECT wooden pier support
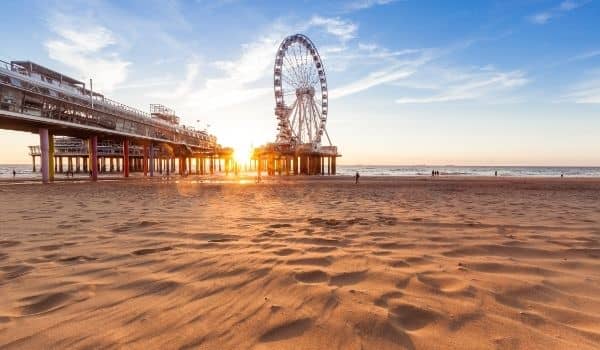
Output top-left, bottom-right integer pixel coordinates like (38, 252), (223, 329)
(149, 144), (154, 177)
(143, 145), (149, 176)
(123, 139), (130, 177)
(40, 128), (50, 183)
(49, 136), (55, 180)
(90, 136), (98, 181)
(331, 156), (336, 175)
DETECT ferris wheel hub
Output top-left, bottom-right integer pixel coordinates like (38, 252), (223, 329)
(296, 87), (315, 97)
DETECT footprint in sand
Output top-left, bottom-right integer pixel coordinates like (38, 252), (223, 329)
(0, 240), (20, 248)
(389, 260), (410, 268)
(273, 248), (298, 256)
(294, 270), (329, 284)
(390, 304), (439, 330)
(1, 264), (34, 280)
(259, 318), (313, 342)
(287, 257), (332, 267)
(58, 256), (98, 264)
(329, 270), (368, 287)
(18, 292), (72, 316)
(306, 246), (337, 253)
(269, 223), (292, 229)
(132, 246), (173, 256)
(374, 291), (404, 307)
(417, 273), (474, 295)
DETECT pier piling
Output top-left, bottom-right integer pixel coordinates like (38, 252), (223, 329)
(90, 136), (98, 181)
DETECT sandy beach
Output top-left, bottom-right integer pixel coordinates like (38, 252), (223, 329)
(0, 176), (599, 349)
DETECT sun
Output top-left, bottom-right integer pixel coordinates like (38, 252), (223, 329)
(232, 143), (254, 166)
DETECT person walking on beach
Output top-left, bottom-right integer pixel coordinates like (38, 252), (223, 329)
(355, 171), (360, 184)
(12, 169), (16, 179)
(495, 170), (498, 177)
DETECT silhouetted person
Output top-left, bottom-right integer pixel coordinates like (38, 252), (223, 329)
(12, 169), (16, 178)
(432, 170), (435, 177)
(495, 170), (498, 177)
(561, 173), (564, 179)
(355, 171), (360, 184)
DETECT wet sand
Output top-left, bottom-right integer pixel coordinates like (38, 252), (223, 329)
(0, 176), (599, 349)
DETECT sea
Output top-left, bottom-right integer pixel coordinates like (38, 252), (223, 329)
(2, 164), (600, 179)
(337, 165), (600, 177)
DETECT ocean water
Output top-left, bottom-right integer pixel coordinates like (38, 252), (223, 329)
(336, 165), (600, 177)
(2, 164), (600, 179)
(0, 164), (42, 179)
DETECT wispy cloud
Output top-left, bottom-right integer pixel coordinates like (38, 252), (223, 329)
(569, 49), (600, 62)
(150, 16), (362, 112)
(564, 72), (600, 103)
(308, 16), (358, 42)
(345, 0), (398, 11)
(151, 33), (282, 112)
(330, 48), (435, 97)
(331, 67), (414, 98)
(395, 67), (529, 104)
(529, 0), (588, 24)
(45, 21), (130, 92)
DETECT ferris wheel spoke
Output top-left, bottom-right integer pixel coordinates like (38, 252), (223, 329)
(306, 98), (314, 143)
(289, 45), (305, 83)
(290, 46), (302, 83)
(304, 45), (310, 78)
(292, 45), (308, 86)
(280, 72), (297, 89)
(302, 48), (312, 85)
(283, 54), (304, 87)
(310, 100), (321, 134)
(297, 46), (309, 85)
(289, 99), (299, 138)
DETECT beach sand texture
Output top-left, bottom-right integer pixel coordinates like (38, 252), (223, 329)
(0, 177), (599, 349)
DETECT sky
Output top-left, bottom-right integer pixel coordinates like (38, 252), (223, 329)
(0, 0), (599, 165)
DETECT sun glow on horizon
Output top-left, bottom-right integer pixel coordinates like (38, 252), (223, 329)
(232, 142), (255, 166)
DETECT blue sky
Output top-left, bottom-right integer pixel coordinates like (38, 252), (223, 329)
(1, 0), (599, 165)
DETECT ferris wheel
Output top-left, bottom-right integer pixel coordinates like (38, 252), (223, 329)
(274, 34), (330, 148)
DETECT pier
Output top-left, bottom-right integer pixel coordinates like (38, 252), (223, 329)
(0, 60), (232, 182)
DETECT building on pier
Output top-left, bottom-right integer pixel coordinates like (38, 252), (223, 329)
(0, 59), (233, 182)
(252, 34), (341, 175)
